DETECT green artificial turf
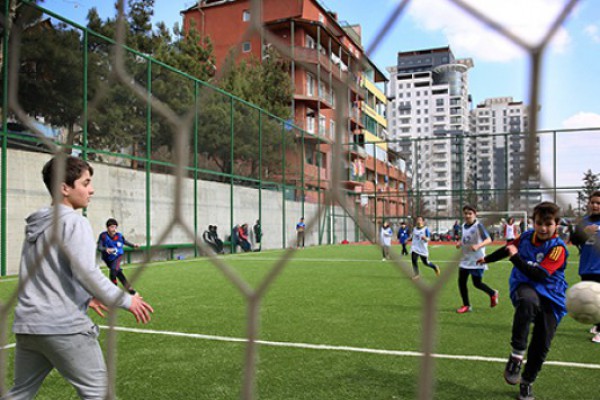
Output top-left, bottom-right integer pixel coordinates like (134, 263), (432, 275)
(0, 244), (597, 399)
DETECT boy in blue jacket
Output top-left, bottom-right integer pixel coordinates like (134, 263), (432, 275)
(479, 202), (568, 400)
(571, 190), (600, 342)
(98, 218), (139, 294)
(397, 221), (410, 256)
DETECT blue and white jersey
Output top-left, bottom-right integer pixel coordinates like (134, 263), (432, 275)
(509, 231), (568, 323)
(411, 226), (430, 257)
(578, 215), (600, 276)
(380, 226), (393, 246)
(98, 232), (129, 261)
(460, 220), (490, 269)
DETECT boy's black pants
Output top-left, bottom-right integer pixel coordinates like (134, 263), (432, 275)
(511, 284), (558, 384)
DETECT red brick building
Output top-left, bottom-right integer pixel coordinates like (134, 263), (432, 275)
(182, 0), (408, 220)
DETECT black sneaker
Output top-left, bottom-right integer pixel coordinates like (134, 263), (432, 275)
(504, 355), (522, 385)
(518, 383), (534, 400)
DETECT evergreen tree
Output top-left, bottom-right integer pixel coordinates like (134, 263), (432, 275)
(576, 169), (599, 215)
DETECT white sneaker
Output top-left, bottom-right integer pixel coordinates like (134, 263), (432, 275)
(590, 326), (599, 334)
(382, 258), (386, 261)
(592, 333), (600, 343)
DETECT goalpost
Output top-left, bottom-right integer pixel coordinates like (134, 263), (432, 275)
(476, 210), (529, 240)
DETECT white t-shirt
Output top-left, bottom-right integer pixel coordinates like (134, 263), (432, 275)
(380, 226), (393, 246)
(411, 226), (430, 257)
(460, 220), (490, 269)
(505, 223), (517, 240)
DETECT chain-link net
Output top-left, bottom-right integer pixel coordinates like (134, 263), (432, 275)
(0, 0), (596, 399)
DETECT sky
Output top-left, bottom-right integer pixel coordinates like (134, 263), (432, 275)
(39, 0), (600, 196)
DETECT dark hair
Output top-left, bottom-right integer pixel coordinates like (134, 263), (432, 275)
(106, 218), (118, 227)
(532, 201), (561, 224)
(42, 156), (93, 194)
(462, 204), (477, 213)
(590, 190), (600, 200)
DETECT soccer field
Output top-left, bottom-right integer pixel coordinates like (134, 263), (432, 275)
(1, 244), (598, 399)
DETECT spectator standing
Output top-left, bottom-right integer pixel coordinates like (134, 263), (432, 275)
(296, 217), (306, 248)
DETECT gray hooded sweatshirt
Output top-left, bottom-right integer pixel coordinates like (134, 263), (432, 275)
(13, 204), (132, 335)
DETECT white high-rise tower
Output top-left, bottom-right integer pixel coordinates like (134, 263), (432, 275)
(386, 46), (473, 216)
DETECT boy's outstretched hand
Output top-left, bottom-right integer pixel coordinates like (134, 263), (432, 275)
(129, 293), (154, 324)
(89, 298), (109, 317)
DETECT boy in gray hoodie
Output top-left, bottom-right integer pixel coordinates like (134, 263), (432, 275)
(2, 156), (154, 400)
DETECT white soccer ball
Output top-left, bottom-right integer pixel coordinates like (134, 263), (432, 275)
(566, 281), (600, 324)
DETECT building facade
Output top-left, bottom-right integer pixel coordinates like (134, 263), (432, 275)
(183, 0), (408, 221)
(385, 46), (473, 216)
(470, 97), (541, 211)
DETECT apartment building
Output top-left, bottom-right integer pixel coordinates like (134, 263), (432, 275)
(386, 46), (473, 216)
(182, 0), (407, 219)
(470, 97), (541, 211)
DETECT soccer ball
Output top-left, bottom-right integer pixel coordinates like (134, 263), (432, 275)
(566, 281), (600, 324)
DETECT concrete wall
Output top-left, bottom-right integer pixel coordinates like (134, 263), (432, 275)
(2, 149), (361, 275)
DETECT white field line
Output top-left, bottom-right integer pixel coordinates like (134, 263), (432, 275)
(0, 343), (15, 350)
(99, 325), (600, 370)
(0, 258), (509, 282)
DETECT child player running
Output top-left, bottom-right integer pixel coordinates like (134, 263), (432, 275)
(397, 221), (410, 256)
(455, 205), (499, 314)
(98, 218), (140, 295)
(478, 202), (568, 400)
(410, 216), (441, 279)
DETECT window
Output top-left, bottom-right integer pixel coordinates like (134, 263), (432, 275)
(318, 13), (325, 23)
(330, 120), (335, 137)
(306, 73), (315, 96)
(306, 108), (315, 133)
(242, 10), (250, 21)
(318, 80), (327, 99)
(319, 115), (326, 134)
(242, 42), (251, 52)
(305, 35), (316, 49)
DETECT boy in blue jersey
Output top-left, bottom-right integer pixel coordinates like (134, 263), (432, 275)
(455, 205), (498, 314)
(570, 190), (600, 343)
(479, 202), (568, 400)
(397, 221), (410, 256)
(98, 218), (139, 295)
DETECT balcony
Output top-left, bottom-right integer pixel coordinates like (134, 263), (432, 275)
(294, 47), (365, 99)
(344, 143), (368, 159)
(342, 166), (366, 188)
(294, 89), (333, 110)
